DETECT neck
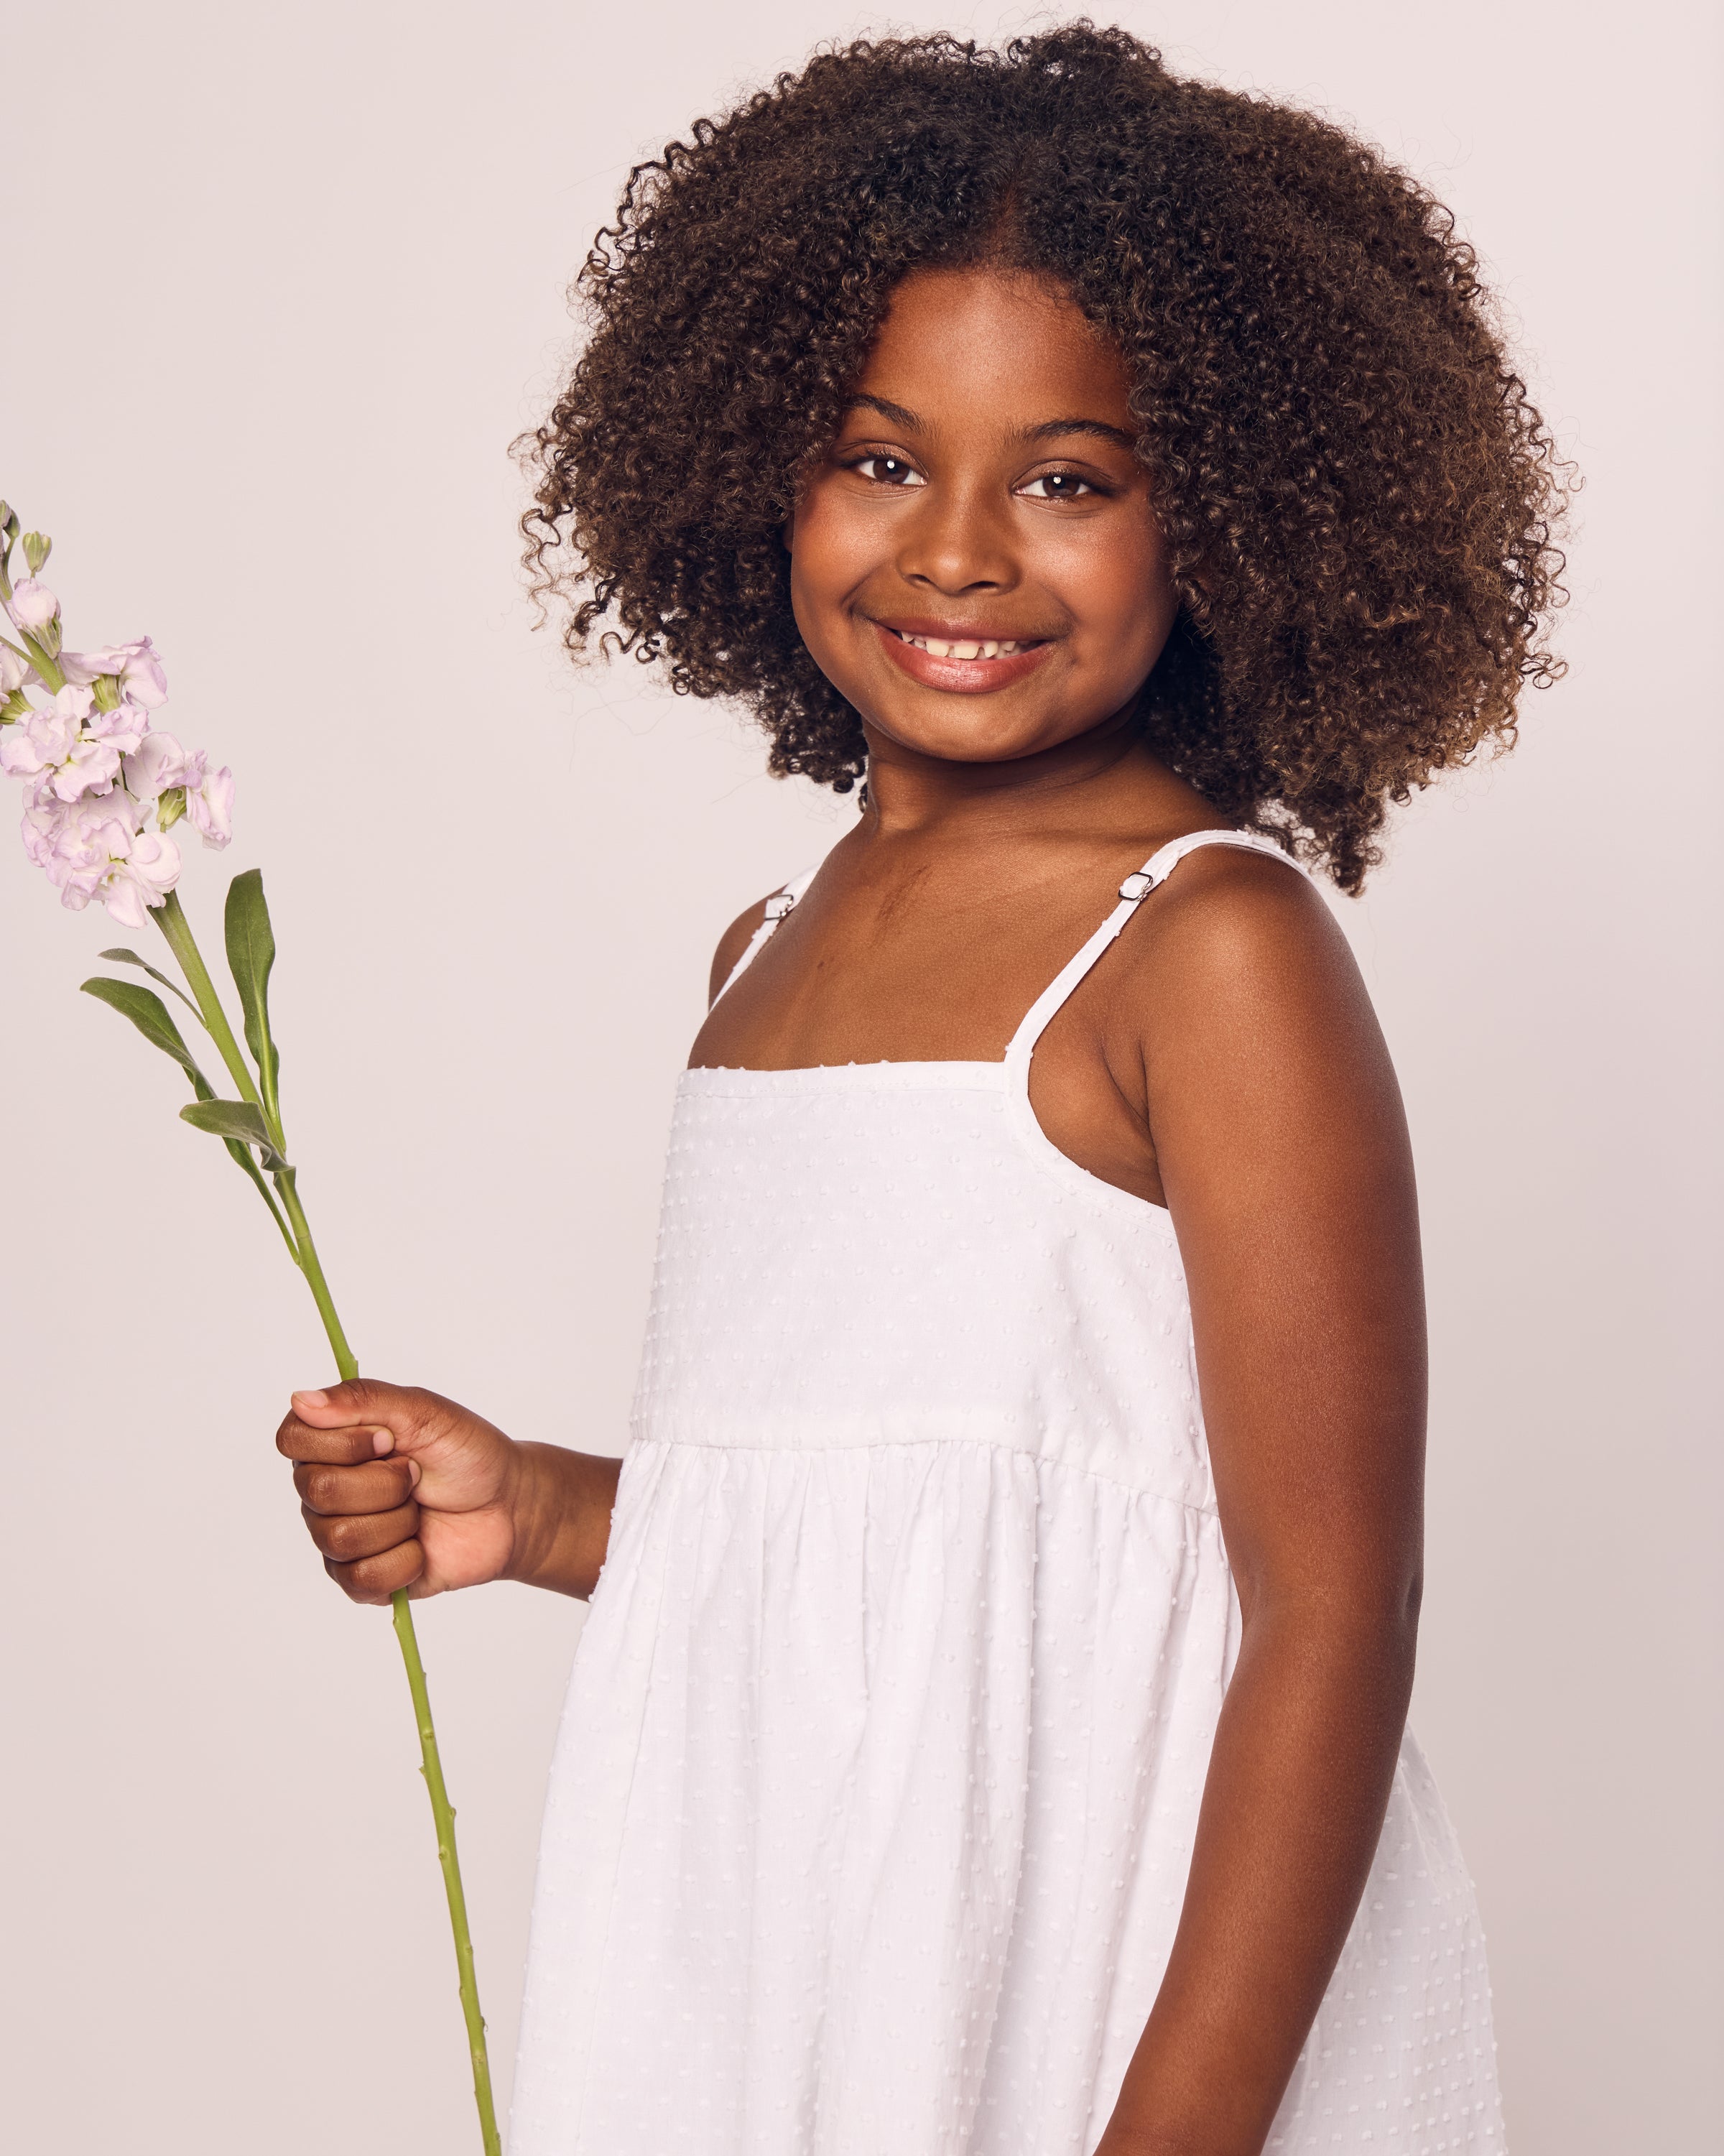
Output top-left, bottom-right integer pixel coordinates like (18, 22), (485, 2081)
(858, 705), (1154, 838)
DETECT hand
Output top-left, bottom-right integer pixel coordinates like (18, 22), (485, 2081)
(277, 1379), (522, 1604)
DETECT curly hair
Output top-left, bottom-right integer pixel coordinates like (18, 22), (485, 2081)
(521, 22), (1570, 891)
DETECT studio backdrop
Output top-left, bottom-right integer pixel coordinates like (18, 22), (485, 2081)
(1, 4), (1717, 2152)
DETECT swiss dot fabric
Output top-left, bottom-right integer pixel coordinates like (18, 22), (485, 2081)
(510, 833), (1505, 2155)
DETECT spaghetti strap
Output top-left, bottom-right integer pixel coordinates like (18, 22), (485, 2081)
(1004, 828), (1304, 1074)
(712, 861), (823, 1004)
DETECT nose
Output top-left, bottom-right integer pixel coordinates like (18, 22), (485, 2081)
(894, 478), (1019, 597)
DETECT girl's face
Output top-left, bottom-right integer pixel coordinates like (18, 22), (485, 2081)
(789, 266), (1177, 770)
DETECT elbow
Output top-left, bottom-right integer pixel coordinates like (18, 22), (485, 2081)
(1402, 1559), (1425, 1634)
(1241, 1560), (1424, 1682)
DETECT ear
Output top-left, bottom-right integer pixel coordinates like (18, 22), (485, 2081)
(782, 509), (796, 553)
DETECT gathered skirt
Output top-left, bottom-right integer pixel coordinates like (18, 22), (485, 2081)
(509, 1435), (1505, 2155)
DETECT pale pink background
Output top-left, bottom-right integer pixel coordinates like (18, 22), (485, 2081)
(1, 4), (1718, 2150)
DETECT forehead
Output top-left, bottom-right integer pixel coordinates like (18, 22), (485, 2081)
(857, 267), (1132, 422)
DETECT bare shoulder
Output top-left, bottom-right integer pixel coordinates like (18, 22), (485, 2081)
(1112, 843), (1384, 1081)
(1096, 843), (1412, 1234)
(707, 894), (774, 1007)
(1121, 845), (1371, 1030)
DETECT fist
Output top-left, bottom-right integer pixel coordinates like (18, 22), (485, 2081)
(277, 1380), (519, 1604)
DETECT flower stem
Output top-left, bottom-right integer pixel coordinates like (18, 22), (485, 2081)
(274, 1171), (357, 1380)
(156, 893), (502, 2155)
(280, 1173), (501, 2152)
(16, 626), (65, 693)
(392, 1588), (503, 2156)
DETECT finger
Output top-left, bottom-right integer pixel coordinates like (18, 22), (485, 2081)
(293, 1458), (420, 1515)
(302, 1498), (420, 1565)
(276, 1412), (397, 1467)
(289, 1379), (424, 1442)
(325, 1537), (425, 1606)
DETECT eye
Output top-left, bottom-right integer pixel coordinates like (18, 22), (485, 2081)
(849, 453), (926, 488)
(1017, 471), (1099, 501)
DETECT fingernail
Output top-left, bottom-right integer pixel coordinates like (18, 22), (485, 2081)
(371, 1428), (396, 1457)
(292, 1389), (329, 1410)
(406, 1458), (422, 1489)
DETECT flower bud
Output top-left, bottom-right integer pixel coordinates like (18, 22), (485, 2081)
(21, 532), (51, 577)
(9, 578), (60, 631)
(187, 764), (235, 848)
(156, 785), (187, 833)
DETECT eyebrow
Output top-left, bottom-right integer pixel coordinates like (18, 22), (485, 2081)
(845, 394), (1137, 453)
(1018, 416), (1139, 451)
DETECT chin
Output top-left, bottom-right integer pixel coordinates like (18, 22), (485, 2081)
(873, 713), (1066, 764)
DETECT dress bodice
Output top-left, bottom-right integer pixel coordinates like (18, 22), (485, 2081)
(637, 825), (1307, 1504)
(637, 1060), (1213, 1509)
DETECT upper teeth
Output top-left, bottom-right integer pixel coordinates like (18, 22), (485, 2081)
(896, 632), (1030, 660)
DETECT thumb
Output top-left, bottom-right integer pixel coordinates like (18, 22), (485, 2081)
(289, 1377), (422, 1441)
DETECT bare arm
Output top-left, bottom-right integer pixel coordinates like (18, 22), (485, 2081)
(1098, 857), (1424, 2156)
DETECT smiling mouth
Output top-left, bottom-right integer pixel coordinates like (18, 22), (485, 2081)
(889, 629), (1042, 661)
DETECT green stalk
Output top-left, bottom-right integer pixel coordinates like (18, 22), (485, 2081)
(159, 898), (502, 2156)
(249, 1170), (302, 1264)
(391, 1580), (501, 2152)
(276, 1170), (500, 2152)
(274, 1172), (357, 1379)
(17, 629), (66, 694)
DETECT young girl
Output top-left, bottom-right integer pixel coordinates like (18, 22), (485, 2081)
(280, 28), (1563, 2154)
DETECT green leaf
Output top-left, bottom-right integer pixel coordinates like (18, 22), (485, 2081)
(225, 868), (281, 1127)
(187, 1069), (302, 1259)
(80, 976), (208, 1083)
(98, 946), (202, 1019)
(180, 1098), (292, 1173)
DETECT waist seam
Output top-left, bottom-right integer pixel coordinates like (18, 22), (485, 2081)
(625, 1425), (1220, 1522)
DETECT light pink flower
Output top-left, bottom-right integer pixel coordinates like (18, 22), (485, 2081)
(22, 790), (180, 924)
(186, 764), (234, 848)
(103, 828), (182, 924)
(0, 644), (32, 696)
(19, 801), (64, 876)
(52, 738), (122, 803)
(61, 636), (169, 709)
(1, 705), (79, 789)
(22, 793), (134, 900)
(85, 700), (151, 757)
(0, 685), (127, 805)
(123, 728), (195, 801)
(8, 578), (60, 632)
(119, 730), (233, 847)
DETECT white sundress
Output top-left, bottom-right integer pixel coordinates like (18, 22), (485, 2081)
(511, 828), (1506, 2156)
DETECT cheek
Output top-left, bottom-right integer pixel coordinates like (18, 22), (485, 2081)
(789, 481), (868, 586)
(787, 532), (831, 664)
(1044, 507), (1172, 637)
(1055, 522), (1178, 698)
(787, 491), (877, 669)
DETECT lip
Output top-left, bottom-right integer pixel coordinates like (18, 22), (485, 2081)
(868, 617), (1057, 695)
